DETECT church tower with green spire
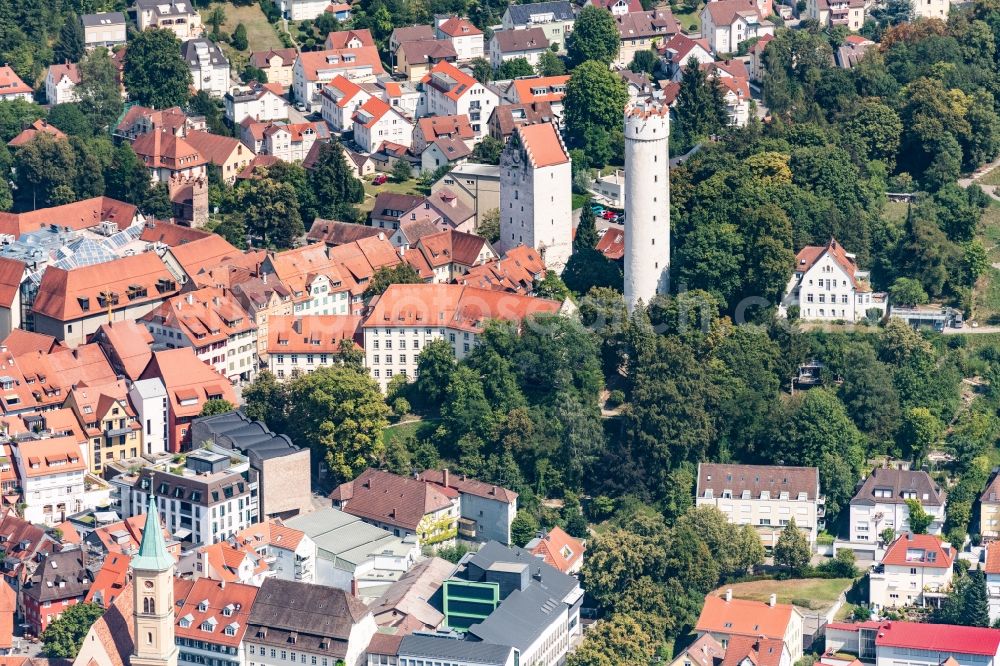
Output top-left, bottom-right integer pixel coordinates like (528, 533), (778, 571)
(132, 499), (178, 666)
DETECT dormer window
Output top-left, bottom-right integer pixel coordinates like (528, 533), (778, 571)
(198, 599), (209, 612)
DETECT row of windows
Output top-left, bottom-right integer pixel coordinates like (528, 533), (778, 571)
(248, 646), (331, 665)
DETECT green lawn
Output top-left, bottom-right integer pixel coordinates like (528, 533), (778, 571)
(201, 2), (283, 53)
(713, 578), (853, 610)
(381, 418), (439, 448)
(672, 3), (704, 33)
(360, 177), (423, 212)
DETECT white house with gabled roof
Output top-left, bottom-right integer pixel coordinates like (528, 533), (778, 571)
(781, 238), (887, 323)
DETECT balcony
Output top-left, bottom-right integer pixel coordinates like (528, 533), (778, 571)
(105, 426), (133, 438)
(458, 518), (477, 539)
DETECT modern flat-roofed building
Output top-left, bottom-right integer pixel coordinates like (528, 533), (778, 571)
(114, 448), (259, 546)
(696, 463), (823, 548)
(189, 410), (312, 521)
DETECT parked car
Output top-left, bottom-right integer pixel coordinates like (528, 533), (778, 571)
(591, 205), (605, 215)
(373, 174), (388, 185)
(601, 210), (617, 220)
(294, 101), (307, 112)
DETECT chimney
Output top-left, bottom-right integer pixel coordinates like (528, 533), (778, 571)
(186, 293), (194, 305)
(443, 468), (449, 487)
(220, 579), (226, 589)
(725, 588), (732, 602)
(768, 593), (776, 607)
(378, 232), (385, 241)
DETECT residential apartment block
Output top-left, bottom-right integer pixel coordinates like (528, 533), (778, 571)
(134, 0), (203, 39)
(142, 287), (258, 384)
(849, 468), (947, 544)
(115, 448), (260, 546)
(868, 533), (953, 611)
(362, 283), (562, 391)
(331, 468), (460, 546)
(696, 463), (824, 548)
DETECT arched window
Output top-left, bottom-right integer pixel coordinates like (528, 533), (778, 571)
(144, 597), (155, 614)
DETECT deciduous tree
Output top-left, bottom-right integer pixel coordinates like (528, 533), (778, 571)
(567, 6), (621, 67)
(124, 29), (193, 108)
(774, 517), (810, 575)
(42, 603), (104, 658)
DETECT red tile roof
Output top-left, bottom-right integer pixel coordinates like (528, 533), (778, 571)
(596, 227), (624, 260)
(330, 468), (458, 531)
(415, 229), (490, 267)
(85, 552), (130, 608)
(32, 252), (179, 322)
(873, 620), (1000, 656)
(139, 219), (212, 246)
(249, 48), (298, 68)
(422, 61), (479, 102)
(94, 320), (154, 380)
(324, 74), (365, 107)
(510, 76), (570, 104)
(458, 245), (546, 294)
(417, 115), (475, 142)
(48, 63), (81, 85)
(354, 96), (393, 128)
(0, 67), (31, 97)
(365, 282), (561, 333)
(296, 46), (385, 82)
(14, 436), (85, 479)
(513, 122), (569, 168)
(419, 469), (517, 503)
(721, 636), (784, 666)
(267, 314), (363, 353)
(0, 196), (137, 239)
(325, 28), (375, 48)
(880, 533), (953, 569)
(142, 287), (256, 348)
(139, 348), (238, 420)
(527, 525), (583, 573)
(183, 130), (250, 166)
(987, 542), (1000, 574)
(173, 577), (259, 647)
(704, 0), (765, 26)
(89, 514), (175, 558)
(695, 594), (796, 641)
(437, 16), (482, 37)
(794, 238), (862, 289)
(0, 578), (13, 650)
(0, 258), (25, 309)
(87, 580), (135, 666)
(132, 129), (207, 170)
(0, 329), (57, 356)
(166, 234), (242, 278)
(7, 119), (67, 148)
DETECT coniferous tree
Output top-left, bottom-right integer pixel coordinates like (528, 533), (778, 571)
(962, 569), (990, 627)
(575, 200), (599, 251)
(54, 13), (85, 65)
(674, 57), (729, 149)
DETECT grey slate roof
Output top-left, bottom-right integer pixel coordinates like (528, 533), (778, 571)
(23, 549), (93, 604)
(248, 578), (370, 659)
(454, 541), (581, 652)
(399, 634), (515, 665)
(182, 39), (229, 68)
(82, 11), (126, 26)
(468, 583), (564, 651)
(850, 467), (946, 507)
(505, 1), (576, 25)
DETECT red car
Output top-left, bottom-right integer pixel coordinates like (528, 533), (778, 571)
(373, 174), (388, 185)
(601, 210), (617, 220)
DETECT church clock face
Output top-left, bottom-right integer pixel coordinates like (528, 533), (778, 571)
(144, 580), (155, 589)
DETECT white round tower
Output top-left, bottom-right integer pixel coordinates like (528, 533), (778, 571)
(623, 101), (670, 313)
